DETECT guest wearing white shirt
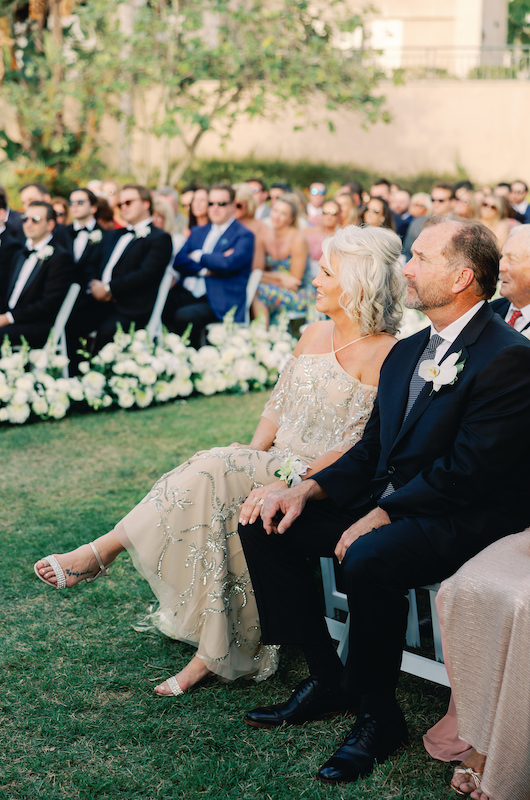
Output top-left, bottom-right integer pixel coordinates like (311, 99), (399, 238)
(490, 225), (530, 333)
(166, 183), (254, 348)
(66, 188), (106, 283)
(0, 202), (74, 347)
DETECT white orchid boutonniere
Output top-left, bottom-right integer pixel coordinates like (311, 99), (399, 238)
(135, 227), (150, 239)
(275, 456), (308, 487)
(40, 245), (54, 260)
(418, 350), (466, 394)
(88, 229), (102, 244)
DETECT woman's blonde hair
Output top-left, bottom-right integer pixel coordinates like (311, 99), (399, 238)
(233, 183), (257, 217)
(321, 225), (405, 335)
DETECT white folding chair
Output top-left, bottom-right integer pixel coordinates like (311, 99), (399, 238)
(244, 269), (263, 326)
(147, 267), (174, 341)
(320, 556), (449, 686)
(51, 282), (81, 378)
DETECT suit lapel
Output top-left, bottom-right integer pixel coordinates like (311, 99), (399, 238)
(384, 328), (430, 446)
(392, 303), (493, 447)
(7, 250), (27, 297)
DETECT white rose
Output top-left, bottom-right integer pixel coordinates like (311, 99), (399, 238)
(32, 396), (49, 416)
(138, 366), (157, 385)
(134, 329), (148, 342)
(172, 378), (193, 397)
(0, 407), (8, 422)
(195, 375), (218, 396)
(7, 401), (30, 424)
(134, 387), (154, 408)
(15, 375), (34, 392)
(66, 378), (84, 401)
(234, 358), (256, 381)
(117, 392), (135, 408)
(78, 361), (90, 374)
(0, 384), (12, 402)
(50, 354), (69, 370)
(13, 389), (29, 404)
(48, 401), (69, 419)
(102, 394), (113, 407)
(29, 349), (48, 369)
(97, 343), (118, 363)
(153, 380), (173, 402)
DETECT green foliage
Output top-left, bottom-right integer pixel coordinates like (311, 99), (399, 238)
(179, 156), (470, 195)
(508, 0), (530, 44)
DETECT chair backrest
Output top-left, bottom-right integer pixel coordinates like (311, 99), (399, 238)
(244, 269), (263, 326)
(52, 283), (81, 350)
(147, 267), (174, 341)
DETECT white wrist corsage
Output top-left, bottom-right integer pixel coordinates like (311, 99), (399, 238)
(88, 229), (102, 244)
(275, 456), (308, 487)
(40, 245), (54, 260)
(418, 350), (466, 394)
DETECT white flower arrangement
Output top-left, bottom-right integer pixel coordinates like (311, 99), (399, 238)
(0, 312), (296, 425)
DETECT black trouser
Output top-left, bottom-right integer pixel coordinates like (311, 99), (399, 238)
(163, 286), (218, 349)
(0, 322), (50, 348)
(239, 499), (460, 704)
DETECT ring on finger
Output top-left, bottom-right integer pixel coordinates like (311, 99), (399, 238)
(257, 498), (265, 506)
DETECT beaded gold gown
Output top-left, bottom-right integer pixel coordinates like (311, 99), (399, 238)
(115, 351), (376, 682)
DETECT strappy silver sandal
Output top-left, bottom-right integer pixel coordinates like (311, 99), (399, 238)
(33, 542), (109, 589)
(155, 676), (185, 697)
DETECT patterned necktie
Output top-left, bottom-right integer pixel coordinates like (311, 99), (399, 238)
(403, 334), (444, 420)
(507, 309), (523, 328)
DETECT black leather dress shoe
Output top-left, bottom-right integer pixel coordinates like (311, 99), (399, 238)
(316, 708), (409, 784)
(244, 676), (356, 729)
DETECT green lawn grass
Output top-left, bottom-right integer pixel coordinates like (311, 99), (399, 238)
(0, 394), (453, 800)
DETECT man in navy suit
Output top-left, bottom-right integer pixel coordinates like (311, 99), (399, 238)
(509, 180), (530, 224)
(0, 202), (74, 347)
(165, 183), (254, 347)
(491, 225), (530, 332)
(67, 184), (172, 357)
(239, 218), (530, 784)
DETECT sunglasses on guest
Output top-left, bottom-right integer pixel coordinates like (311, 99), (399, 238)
(118, 198), (142, 208)
(310, 188), (326, 195)
(21, 215), (44, 223)
(208, 201), (231, 207)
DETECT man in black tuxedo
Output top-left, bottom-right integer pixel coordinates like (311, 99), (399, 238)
(491, 225), (530, 332)
(238, 218), (530, 784)
(0, 202), (74, 347)
(66, 188), (106, 286)
(19, 182), (70, 249)
(0, 185), (24, 242)
(68, 183), (172, 355)
(0, 196), (22, 275)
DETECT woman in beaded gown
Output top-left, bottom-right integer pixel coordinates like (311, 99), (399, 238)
(34, 225), (405, 698)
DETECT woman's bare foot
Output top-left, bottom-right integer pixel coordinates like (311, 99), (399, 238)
(154, 656), (213, 696)
(451, 749), (486, 796)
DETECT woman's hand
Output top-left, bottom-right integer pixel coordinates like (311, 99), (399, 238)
(279, 272), (301, 291)
(239, 480), (286, 526)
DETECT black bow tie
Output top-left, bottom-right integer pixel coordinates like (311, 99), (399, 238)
(73, 227), (90, 237)
(22, 247), (35, 258)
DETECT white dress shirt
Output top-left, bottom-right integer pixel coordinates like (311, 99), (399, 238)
(427, 301), (485, 362)
(100, 217), (152, 285)
(183, 217), (234, 299)
(504, 302), (530, 332)
(73, 218), (97, 262)
(7, 235), (54, 319)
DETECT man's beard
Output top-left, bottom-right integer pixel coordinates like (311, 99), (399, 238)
(404, 282), (453, 312)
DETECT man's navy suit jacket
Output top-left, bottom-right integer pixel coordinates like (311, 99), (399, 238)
(490, 296), (530, 332)
(173, 219), (254, 323)
(314, 303), (530, 562)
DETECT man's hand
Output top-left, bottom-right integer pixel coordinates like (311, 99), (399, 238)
(258, 479), (323, 535)
(239, 479), (290, 527)
(334, 506), (391, 562)
(90, 280), (112, 302)
(0, 313), (10, 327)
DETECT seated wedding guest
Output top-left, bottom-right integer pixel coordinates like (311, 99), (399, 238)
(233, 183), (265, 237)
(101, 178), (125, 228)
(187, 187), (209, 232)
(66, 188), (105, 281)
(253, 194), (314, 325)
(165, 183), (254, 347)
(335, 192), (359, 228)
(478, 194), (510, 250)
(152, 199), (186, 257)
(19, 183), (70, 248)
(0, 195), (22, 273)
(509, 179), (530, 224)
(269, 182), (291, 205)
(338, 182), (364, 210)
(67, 184), (172, 356)
(490, 225), (530, 333)
(409, 192), (432, 219)
(246, 177), (270, 220)
(305, 199), (341, 267)
(423, 530), (530, 800)
(0, 201), (74, 347)
(154, 186), (187, 236)
(34, 225), (404, 699)
(454, 190), (478, 221)
(306, 181), (326, 227)
(238, 218), (530, 786)
(52, 197), (70, 226)
(0, 185), (23, 241)
(390, 189), (412, 240)
(94, 196), (116, 232)
(362, 196), (395, 230)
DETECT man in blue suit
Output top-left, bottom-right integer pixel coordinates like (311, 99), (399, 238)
(166, 183), (254, 347)
(239, 218), (530, 785)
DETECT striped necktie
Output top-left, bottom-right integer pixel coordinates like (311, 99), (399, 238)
(404, 333), (444, 420)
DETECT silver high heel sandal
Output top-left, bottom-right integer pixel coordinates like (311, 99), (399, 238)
(33, 542), (110, 589)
